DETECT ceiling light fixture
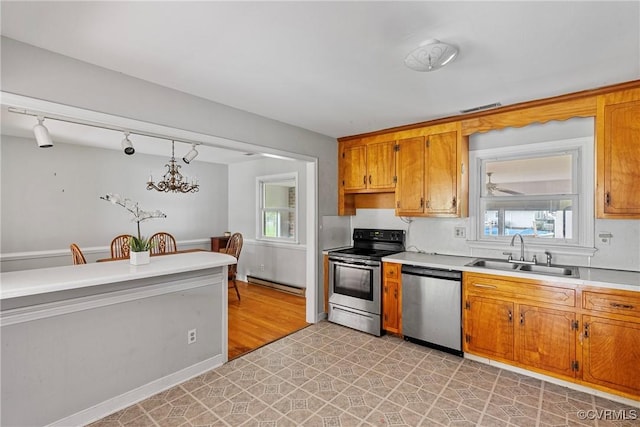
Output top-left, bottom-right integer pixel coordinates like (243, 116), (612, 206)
(147, 141), (199, 193)
(182, 144), (199, 164)
(33, 116), (53, 148)
(404, 39), (458, 72)
(121, 132), (135, 155)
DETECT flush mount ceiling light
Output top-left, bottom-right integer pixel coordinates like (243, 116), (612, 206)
(404, 39), (459, 72)
(182, 144), (199, 164)
(121, 132), (135, 155)
(33, 116), (53, 148)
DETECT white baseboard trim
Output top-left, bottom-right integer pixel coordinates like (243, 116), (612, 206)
(48, 354), (224, 427)
(463, 353), (640, 408)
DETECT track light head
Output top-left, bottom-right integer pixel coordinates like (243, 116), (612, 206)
(33, 116), (53, 148)
(121, 133), (135, 155)
(183, 144), (199, 164)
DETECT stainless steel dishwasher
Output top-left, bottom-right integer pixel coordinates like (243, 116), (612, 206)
(401, 265), (463, 356)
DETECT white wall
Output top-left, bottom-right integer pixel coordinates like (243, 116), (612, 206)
(0, 136), (228, 270)
(228, 157), (308, 287)
(1, 37), (338, 312)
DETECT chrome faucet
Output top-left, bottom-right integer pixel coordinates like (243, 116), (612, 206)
(545, 250), (552, 266)
(510, 233), (525, 261)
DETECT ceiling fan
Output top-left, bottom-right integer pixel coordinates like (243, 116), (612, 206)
(486, 172), (523, 195)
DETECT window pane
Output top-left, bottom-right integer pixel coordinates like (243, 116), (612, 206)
(258, 174), (297, 241)
(483, 199), (573, 239)
(485, 154), (572, 197)
(264, 181), (296, 208)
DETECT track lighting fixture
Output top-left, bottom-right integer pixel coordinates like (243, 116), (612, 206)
(182, 144), (199, 164)
(33, 116), (53, 148)
(121, 132), (135, 155)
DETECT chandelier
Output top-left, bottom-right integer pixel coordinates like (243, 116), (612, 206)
(147, 141), (200, 193)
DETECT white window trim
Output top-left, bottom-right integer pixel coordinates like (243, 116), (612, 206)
(468, 137), (596, 256)
(256, 172), (299, 244)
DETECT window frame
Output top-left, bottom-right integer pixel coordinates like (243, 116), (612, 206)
(256, 172), (298, 244)
(468, 137), (595, 255)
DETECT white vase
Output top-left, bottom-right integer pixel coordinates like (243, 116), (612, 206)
(130, 250), (150, 265)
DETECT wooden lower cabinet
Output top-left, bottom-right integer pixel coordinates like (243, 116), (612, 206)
(581, 315), (640, 396)
(464, 295), (514, 360)
(382, 262), (401, 334)
(517, 305), (577, 378)
(464, 272), (640, 400)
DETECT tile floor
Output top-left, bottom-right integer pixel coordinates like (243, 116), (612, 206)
(89, 321), (638, 427)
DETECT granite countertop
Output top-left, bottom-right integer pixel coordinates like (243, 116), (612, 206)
(383, 251), (640, 292)
(0, 251), (237, 300)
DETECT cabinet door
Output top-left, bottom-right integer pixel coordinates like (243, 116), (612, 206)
(597, 89), (640, 218)
(395, 136), (425, 215)
(582, 315), (640, 396)
(382, 262), (401, 334)
(342, 144), (367, 192)
(517, 305), (577, 378)
(383, 280), (400, 334)
(464, 295), (514, 361)
(426, 131), (458, 215)
(367, 140), (396, 190)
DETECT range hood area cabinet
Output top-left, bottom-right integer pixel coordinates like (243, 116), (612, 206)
(337, 122), (469, 217)
(395, 123), (468, 217)
(596, 87), (640, 219)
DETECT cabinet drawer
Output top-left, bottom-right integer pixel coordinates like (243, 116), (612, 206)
(583, 290), (640, 319)
(464, 274), (575, 307)
(383, 262), (401, 280)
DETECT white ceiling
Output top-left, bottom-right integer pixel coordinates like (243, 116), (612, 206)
(1, 1), (639, 162)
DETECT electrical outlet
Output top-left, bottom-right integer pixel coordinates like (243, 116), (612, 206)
(598, 232), (612, 245)
(187, 329), (197, 344)
(454, 227), (466, 238)
(260, 264), (265, 272)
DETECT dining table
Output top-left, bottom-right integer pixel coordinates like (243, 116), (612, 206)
(96, 248), (207, 262)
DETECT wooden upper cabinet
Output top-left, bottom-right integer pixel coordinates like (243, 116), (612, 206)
(596, 87), (640, 218)
(395, 136), (425, 215)
(395, 124), (468, 217)
(340, 139), (396, 193)
(426, 131), (459, 215)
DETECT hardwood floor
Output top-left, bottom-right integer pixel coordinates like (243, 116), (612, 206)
(228, 280), (308, 360)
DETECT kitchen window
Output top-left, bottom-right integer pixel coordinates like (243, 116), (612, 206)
(257, 173), (298, 242)
(469, 133), (594, 252)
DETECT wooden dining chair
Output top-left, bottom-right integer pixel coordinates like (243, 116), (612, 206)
(223, 232), (243, 301)
(110, 234), (134, 259)
(70, 243), (87, 265)
(149, 232), (177, 255)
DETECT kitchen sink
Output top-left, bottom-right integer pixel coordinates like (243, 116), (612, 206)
(469, 259), (519, 271)
(518, 264), (579, 277)
(467, 258), (580, 278)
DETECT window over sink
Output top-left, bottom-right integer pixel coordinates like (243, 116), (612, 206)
(469, 118), (595, 252)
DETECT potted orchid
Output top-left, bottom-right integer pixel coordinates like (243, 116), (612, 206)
(100, 194), (166, 265)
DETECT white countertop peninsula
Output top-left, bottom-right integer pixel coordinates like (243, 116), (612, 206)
(1, 251), (236, 427)
(383, 251), (640, 292)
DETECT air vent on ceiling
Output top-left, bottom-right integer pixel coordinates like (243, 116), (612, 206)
(460, 102), (502, 114)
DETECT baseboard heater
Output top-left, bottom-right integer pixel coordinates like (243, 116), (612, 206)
(246, 275), (305, 296)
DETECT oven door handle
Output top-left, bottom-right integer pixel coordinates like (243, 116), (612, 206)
(329, 259), (379, 268)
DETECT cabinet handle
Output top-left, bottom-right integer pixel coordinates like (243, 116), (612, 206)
(394, 289), (398, 298)
(610, 302), (635, 310)
(473, 284), (497, 289)
(369, 175), (372, 185)
(605, 192), (611, 206)
(426, 200), (431, 208)
(452, 197), (457, 208)
(363, 175), (367, 185)
(508, 310), (512, 323)
(520, 313), (524, 325)
(584, 322), (590, 338)
(420, 197), (424, 208)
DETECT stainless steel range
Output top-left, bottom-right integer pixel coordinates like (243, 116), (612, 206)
(328, 228), (405, 336)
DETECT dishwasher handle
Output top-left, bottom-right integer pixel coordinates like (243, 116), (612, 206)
(401, 265), (462, 281)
